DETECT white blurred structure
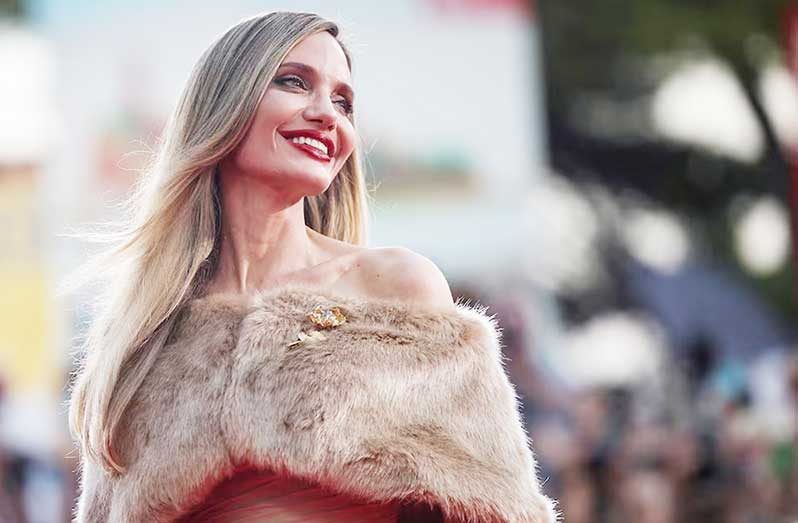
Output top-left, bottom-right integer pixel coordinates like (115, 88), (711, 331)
(0, 23), (61, 164)
(732, 195), (791, 276)
(651, 58), (764, 164)
(759, 63), (798, 151)
(621, 205), (691, 275)
(549, 311), (667, 388)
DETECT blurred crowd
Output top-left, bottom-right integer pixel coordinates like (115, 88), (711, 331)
(0, 378), (77, 523)
(490, 288), (798, 523)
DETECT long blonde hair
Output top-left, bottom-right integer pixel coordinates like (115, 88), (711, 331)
(67, 11), (369, 474)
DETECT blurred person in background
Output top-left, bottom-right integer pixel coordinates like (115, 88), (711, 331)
(0, 377), (26, 523)
(64, 11), (557, 523)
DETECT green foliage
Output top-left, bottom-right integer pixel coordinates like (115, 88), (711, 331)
(536, 0), (797, 327)
(0, 0), (25, 18)
(538, 0), (791, 108)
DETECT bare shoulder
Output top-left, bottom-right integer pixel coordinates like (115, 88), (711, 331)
(343, 247), (455, 311)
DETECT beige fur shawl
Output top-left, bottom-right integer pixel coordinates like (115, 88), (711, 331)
(74, 284), (558, 522)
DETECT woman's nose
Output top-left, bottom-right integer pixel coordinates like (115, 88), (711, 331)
(303, 93), (337, 130)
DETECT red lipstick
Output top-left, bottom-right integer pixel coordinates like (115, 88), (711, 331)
(278, 129), (336, 162)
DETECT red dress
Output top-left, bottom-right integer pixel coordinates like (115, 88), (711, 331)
(177, 468), (401, 522)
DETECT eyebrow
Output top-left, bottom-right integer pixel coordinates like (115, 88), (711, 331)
(277, 61), (354, 100)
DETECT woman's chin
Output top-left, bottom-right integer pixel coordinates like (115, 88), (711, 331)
(296, 170), (337, 195)
(249, 167), (333, 194)
(305, 179), (334, 197)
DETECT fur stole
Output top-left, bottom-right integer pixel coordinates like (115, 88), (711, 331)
(74, 284), (558, 522)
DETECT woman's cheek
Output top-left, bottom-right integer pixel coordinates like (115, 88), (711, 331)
(338, 123), (356, 158)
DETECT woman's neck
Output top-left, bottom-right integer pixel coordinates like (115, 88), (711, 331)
(206, 171), (328, 295)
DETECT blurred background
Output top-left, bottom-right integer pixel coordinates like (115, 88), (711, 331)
(0, 0), (796, 521)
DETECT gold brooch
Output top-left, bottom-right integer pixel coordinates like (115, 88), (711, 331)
(307, 305), (347, 329)
(287, 305), (347, 348)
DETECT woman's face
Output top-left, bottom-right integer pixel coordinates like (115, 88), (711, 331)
(224, 31), (356, 194)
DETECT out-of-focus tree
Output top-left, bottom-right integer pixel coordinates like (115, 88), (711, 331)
(535, 0), (797, 324)
(539, 0), (790, 172)
(0, 0), (24, 18)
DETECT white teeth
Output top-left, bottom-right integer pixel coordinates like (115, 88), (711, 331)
(290, 136), (328, 155)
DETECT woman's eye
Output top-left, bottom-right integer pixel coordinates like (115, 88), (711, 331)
(276, 75), (307, 89)
(275, 75), (352, 115)
(334, 98), (353, 115)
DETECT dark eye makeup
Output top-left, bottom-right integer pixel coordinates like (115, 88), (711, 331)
(273, 74), (354, 116)
(274, 75), (308, 90)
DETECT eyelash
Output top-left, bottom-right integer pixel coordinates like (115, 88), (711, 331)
(275, 75), (354, 116)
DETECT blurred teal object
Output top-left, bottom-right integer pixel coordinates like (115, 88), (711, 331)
(709, 359), (748, 402)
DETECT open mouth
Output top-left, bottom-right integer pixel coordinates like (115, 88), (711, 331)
(285, 136), (332, 162)
(278, 130), (335, 163)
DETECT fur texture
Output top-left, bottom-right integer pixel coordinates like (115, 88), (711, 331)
(74, 284), (559, 522)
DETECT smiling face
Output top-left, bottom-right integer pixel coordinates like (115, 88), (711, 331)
(222, 31), (356, 194)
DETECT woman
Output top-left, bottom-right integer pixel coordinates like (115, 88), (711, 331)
(68, 11), (558, 523)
